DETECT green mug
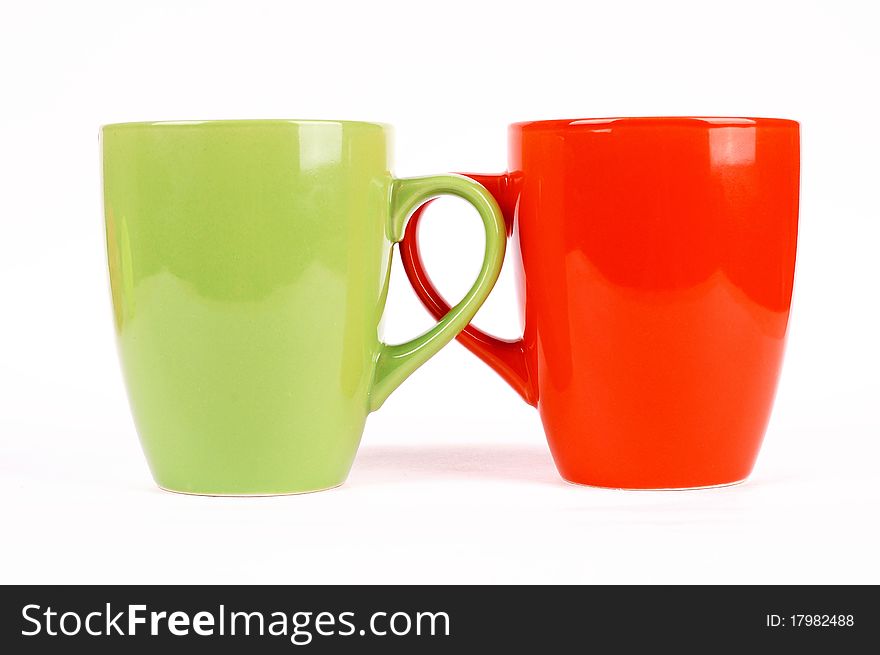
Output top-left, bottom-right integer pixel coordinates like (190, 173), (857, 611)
(102, 120), (505, 495)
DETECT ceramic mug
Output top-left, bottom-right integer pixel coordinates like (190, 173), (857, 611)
(102, 119), (506, 495)
(400, 117), (800, 489)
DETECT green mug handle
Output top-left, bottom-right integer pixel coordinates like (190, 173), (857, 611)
(369, 174), (506, 411)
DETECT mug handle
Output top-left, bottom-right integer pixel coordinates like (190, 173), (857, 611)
(399, 173), (538, 406)
(369, 174), (506, 411)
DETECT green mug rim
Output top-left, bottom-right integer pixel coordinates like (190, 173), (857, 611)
(101, 119), (392, 132)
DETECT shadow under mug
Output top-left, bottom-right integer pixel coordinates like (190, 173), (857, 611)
(102, 119), (506, 495)
(400, 117), (800, 490)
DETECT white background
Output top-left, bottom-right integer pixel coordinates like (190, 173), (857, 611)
(1, 0), (878, 584)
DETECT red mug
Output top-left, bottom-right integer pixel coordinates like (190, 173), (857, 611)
(401, 117), (800, 489)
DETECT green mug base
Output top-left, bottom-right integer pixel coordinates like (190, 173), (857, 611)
(156, 481), (346, 497)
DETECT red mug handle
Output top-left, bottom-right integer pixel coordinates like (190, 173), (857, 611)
(399, 173), (538, 406)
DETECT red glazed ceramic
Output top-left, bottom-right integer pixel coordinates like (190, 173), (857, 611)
(400, 117), (800, 489)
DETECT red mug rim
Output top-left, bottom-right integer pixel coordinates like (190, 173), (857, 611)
(511, 117), (799, 131)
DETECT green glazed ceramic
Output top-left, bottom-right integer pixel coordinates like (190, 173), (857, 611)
(102, 120), (505, 495)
